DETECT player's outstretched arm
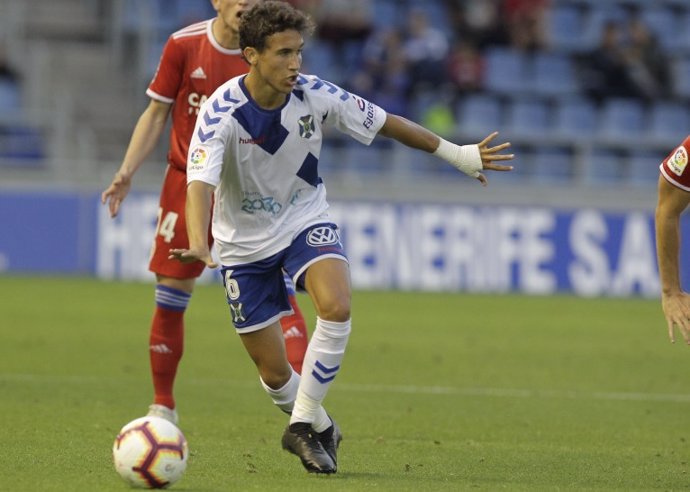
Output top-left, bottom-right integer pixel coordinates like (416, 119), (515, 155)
(101, 100), (172, 217)
(169, 181), (217, 269)
(377, 113), (514, 185)
(656, 175), (690, 343)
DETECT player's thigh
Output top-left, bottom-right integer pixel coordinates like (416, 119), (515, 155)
(304, 258), (352, 321)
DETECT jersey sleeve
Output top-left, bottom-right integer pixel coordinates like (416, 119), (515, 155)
(660, 136), (690, 191)
(146, 36), (184, 103)
(315, 79), (386, 145)
(187, 100), (228, 187)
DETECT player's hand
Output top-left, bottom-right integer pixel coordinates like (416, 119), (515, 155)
(101, 172), (132, 218)
(661, 291), (690, 344)
(169, 247), (218, 269)
(476, 131), (514, 186)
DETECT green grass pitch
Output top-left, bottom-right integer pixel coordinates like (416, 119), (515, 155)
(1, 276), (689, 491)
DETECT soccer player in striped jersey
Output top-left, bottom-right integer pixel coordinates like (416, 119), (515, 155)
(656, 136), (690, 344)
(170, 1), (514, 473)
(101, 0), (309, 426)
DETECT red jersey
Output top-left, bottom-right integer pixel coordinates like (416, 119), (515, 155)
(660, 136), (690, 191)
(147, 19), (248, 171)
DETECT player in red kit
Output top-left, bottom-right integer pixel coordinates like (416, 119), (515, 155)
(102, 0), (308, 425)
(656, 136), (690, 345)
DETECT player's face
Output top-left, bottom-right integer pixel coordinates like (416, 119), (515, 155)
(212, 0), (256, 33)
(251, 30), (304, 95)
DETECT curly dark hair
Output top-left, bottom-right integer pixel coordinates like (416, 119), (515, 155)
(239, 1), (315, 52)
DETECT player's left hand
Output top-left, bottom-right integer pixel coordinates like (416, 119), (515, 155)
(661, 291), (690, 344)
(476, 131), (514, 186)
(169, 248), (218, 269)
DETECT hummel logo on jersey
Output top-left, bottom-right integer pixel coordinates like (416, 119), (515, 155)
(283, 326), (305, 340)
(150, 344), (173, 354)
(307, 226), (340, 246)
(191, 66), (207, 79)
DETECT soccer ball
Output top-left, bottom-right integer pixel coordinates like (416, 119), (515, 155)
(112, 416), (188, 489)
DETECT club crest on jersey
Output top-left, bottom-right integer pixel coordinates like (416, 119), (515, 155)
(229, 302), (246, 323)
(189, 145), (208, 169)
(307, 226), (340, 246)
(298, 115), (315, 139)
(668, 145), (688, 176)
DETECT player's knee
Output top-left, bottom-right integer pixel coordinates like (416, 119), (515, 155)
(317, 298), (351, 322)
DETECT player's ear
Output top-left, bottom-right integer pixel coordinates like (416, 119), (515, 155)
(243, 47), (258, 66)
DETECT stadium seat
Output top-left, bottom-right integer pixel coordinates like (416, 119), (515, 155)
(583, 149), (625, 185)
(672, 56), (690, 99)
(552, 97), (597, 138)
(531, 148), (576, 184)
(504, 98), (551, 138)
(531, 52), (578, 97)
(628, 151), (663, 188)
(648, 102), (690, 143)
(455, 94), (503, 135)
(547, 4), (586, 52)
(598, 98), (646, 140)
(639, 6), (677, 51)
(0, 79), (21, 111)
(483, 48), (529, 95)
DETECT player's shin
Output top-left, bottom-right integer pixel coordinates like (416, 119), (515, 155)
(291, 317), (351, 426)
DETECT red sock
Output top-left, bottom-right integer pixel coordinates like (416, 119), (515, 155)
(149, 306), (184, 409)
(281, 295), (308, 374)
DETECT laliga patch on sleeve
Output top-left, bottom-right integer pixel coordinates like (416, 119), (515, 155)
(668, 145), (688, 176)
(189, 145), (209, 170)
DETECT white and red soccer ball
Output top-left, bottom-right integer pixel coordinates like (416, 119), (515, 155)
(113, 416), (188, 489)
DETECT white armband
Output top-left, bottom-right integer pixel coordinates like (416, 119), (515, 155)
(433, 138), (482, 178)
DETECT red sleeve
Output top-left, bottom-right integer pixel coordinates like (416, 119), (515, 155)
(147, 37), (184, 103)
(660, 136), (690, 191)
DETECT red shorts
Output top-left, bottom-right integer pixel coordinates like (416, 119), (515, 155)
(148, 165), (213, 279)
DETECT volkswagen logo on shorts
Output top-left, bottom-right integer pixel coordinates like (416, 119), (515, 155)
(307, 226), (339, 246)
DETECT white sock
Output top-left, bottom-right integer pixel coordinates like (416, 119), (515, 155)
(291, 317), (351, 426)
(260, 369), (300, 414)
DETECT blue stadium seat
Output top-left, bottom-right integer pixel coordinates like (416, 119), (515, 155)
(504, 98), (551, 138)
(639, 6), (677, 51)
(0, 79), (21, 111)
(531, 148), (576, 184)
(483, 48), (529, 95)
(455, 94), (503, 135)
(628, 151), (663, 188)
(648, 102), (690, 143)
(372, 0), (405, 29)
(530, 52), (578, 97)
(552, 97), (597, 138)
(672, 57), (690, 99)
(584, 149), (625, 185)
(547, 5), (586, 52)
(598, 98), (646, 139)
(581, 5), (629, 52)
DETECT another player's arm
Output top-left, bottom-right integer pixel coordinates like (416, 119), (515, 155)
(101, 99), (172, 217)
(377, 114), (514, 185)
(169, 180), (217, 268)
(656, 175), (690, 343)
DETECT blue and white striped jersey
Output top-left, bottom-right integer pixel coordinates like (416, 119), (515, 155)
(187, 73), (387, 266)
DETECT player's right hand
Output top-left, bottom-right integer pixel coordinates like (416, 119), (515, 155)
(101, 172), (132, 218)
(169, 248), (218, 269)
(661, 291), (690, 344)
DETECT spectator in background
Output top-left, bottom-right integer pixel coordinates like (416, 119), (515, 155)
(579, 21), (639, 102)
(310, 0), (373, 81)
(445, 0), (507, 49)
(358, 27), (411, 116)
(403, 9), (450, 95)
(446, 38), (485, 95)
(500, 0), (550, 52)
(0, 43), (21, 111)
(624, 15), (670, 101)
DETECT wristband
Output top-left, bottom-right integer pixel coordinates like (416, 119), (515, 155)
(433, 138), (482, 178)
